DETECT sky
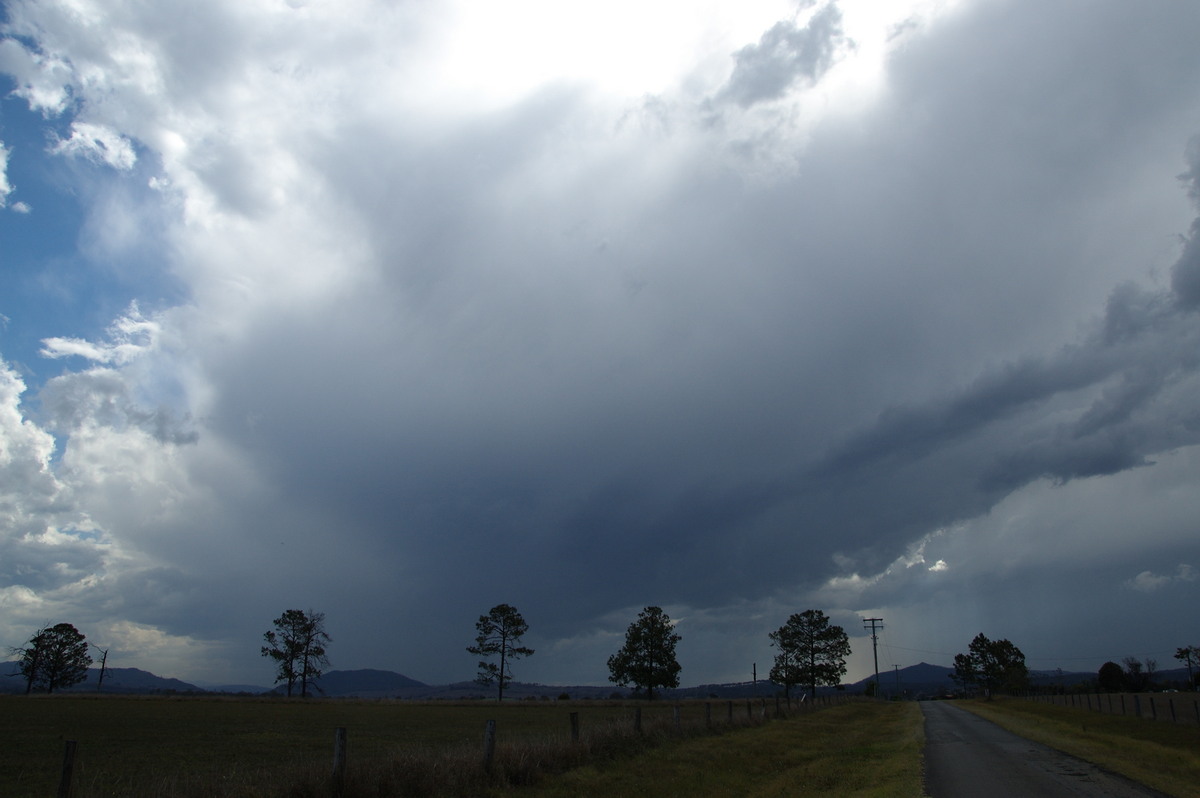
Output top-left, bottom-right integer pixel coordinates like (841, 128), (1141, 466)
(1, 0), (1199, 690)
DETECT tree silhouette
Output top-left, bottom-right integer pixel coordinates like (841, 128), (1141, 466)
(951, 633), (1028, 698)
(769, 610), (851, 699)
(1097, 661), (1124, 693)
(1175, 645), (1198, 689)
(14, 623), (92, 694)
(467, 604), (534, 702)
(607, 606), (681, 701)
(262, 609), (331, 697)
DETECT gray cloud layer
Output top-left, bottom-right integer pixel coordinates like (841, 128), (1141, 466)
(2, 0), (1199, 685)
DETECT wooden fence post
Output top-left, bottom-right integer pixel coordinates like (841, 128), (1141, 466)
(705, 702), (712, 728)
(482, 720), (497, 774)
(727, 700), (733, 723)
(58, 740), (77, 798)
(331, 727), (347, 797)
(569, 711), (579, 742)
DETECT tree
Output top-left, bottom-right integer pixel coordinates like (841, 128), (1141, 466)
(1175, 646), (1198, 689)
(261, 609), (331, 697)
(768, 610), (851, 699)
(1097, 661), (1125, 693)
(1118, 657), (1147, 691)
(14, 623), (93, 694)
(466, 603), (534, 702)
(607, 606), (681, 700)
(950, 633), (1028, 698)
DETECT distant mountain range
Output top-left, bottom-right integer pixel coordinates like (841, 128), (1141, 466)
(3, 660), (1192, 698)
(0, 663), (204, 694)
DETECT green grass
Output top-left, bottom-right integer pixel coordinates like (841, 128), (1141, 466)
(958, 697), (1200, 797)
(506, 700), (925, 798)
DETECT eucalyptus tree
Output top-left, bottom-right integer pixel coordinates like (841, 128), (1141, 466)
(14, 623), (93, 694)
(262, 609), (331, 697)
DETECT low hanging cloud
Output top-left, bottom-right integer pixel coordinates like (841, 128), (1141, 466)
(1126, 564), (1196, 593)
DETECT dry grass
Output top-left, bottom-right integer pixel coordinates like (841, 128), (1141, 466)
(958, 697), (1200, 797)
(0, 693), (822, 797)
(506, 700), (925, 798)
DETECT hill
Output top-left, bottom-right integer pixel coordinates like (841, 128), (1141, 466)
(6, 659), (1189, 698)
(304, 668), (427, 697)
(0, 663), (202, 694)
(844, 662), (956, 697)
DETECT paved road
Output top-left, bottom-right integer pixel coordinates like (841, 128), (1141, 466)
(922, 700), (1169, 797)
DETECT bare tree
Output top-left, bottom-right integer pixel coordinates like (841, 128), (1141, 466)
(1122, 657), (1150, 692)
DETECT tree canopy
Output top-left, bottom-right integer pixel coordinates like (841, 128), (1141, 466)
(1097, 661), (1125, 692)
(1174, 646), (1197, 689)
(768, 609), (851, 698)
(466, 603), (534, 702)
(951, 633), (1028, 698)
(607, 606), (681, 700)
(15, 623), (93, 694)
(261, 609), (331, 697)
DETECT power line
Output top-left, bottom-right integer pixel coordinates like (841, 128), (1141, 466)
(869, 643), (1184, 666)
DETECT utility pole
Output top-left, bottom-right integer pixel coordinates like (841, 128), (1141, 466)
(892, 664), (901, 699)
(863, 618), (883, 697)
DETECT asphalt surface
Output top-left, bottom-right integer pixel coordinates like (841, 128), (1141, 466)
(921, 700), (1170, 797)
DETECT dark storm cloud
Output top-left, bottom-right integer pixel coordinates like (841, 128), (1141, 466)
(0, 532), (104, 592)
(4, 0), (1200, 686)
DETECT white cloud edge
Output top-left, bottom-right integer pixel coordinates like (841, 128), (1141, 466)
(1125, 564), (1196, 593)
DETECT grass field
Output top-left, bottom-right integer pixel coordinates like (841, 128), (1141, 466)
(958, 697), (1200, 797)
(507, 700), (925, 798)
(0, 694), (843, 796)
(0, 694), (638, 796)
(45, 694), (1200, 797)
